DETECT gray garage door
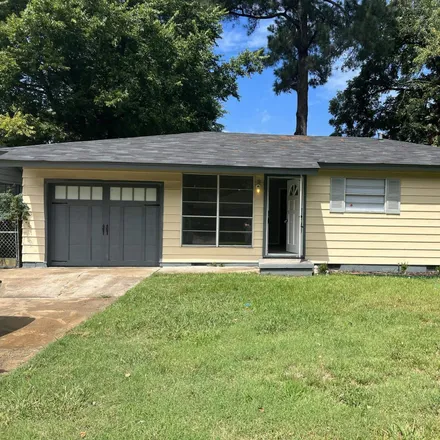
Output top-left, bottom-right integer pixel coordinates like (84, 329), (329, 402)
(48, 182), (162, 267)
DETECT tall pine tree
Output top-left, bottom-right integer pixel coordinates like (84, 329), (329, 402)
(216, 0), (380, 135)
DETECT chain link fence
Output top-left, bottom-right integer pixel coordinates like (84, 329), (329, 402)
(0, 220), (20, 267)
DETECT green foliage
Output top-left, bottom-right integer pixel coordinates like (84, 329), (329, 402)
(329, 0), (440, 145)
(398, 262), (409, 274)
(2, 274), (440, 437)
(0, 0), (30, 21)
(0, 110), (36, 146)
(0, 0), (264, 146)
(318, 262), (329, 274)
(0, 191), (30, 222)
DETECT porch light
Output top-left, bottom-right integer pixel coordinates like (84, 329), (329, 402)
(255, 182), (261, 194)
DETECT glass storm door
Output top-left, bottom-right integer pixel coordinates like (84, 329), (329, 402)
(286, 178), (301, 254)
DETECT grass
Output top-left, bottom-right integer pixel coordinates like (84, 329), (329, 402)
(2, 273), (440, 439)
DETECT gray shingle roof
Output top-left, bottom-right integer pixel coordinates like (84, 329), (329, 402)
(0, 132), (439, 171)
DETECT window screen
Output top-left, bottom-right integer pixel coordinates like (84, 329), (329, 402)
(182, 175), (217, 245)
(219, 176), (253, 246)
(182, 174), (253, 246)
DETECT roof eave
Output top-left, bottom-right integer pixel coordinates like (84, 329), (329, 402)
(0, 159), (319, 175)
(318, 162), (440, 172)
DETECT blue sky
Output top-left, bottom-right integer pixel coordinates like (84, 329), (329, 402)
(216, 20), (357, 136)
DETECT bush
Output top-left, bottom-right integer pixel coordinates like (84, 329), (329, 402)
(398, 262), (409, 274)
(0, 191), (30, 222)
(318, 263), (329, 275)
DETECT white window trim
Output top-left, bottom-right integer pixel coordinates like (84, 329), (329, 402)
(181, 174), (254, 247)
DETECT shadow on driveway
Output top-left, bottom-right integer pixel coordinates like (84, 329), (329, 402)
(0, 316), (35, 337)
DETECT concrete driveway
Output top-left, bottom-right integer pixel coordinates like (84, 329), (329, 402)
(0, 267), (157, 373)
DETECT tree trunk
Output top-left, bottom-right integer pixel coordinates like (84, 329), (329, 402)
(295, 0), (309, 136)
(295, 51), (308, 136)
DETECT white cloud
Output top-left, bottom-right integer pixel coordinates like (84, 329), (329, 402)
(320, 58), (359, 98)
(261, 110), (271, 123)
(217, 21), (273, 54)
(322, 67), (359, 96)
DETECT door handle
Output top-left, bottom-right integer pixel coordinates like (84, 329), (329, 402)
(102, 224), (105, 235)
(106, 224), (109, 235)
(284, 219), (288, 224)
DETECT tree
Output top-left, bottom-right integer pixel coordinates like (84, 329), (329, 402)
(215, 0), (374, 135)
(0, 0), (263, 146)
(0, 0), (29, 21)
(329, 0), (440, 145)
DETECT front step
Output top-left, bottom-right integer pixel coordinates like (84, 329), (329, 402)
(259, 259), (314, 276)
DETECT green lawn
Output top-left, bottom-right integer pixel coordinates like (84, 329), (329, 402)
(2, 274), (440, 439)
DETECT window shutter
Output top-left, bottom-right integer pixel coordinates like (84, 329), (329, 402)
(330, 177), (345, 213)
(386, 179), (401, 214)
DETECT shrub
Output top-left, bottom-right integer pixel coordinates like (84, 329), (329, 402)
(318, 263), (328, 275)
(0, 191), (30, 222)
(398, 262), (409, 274)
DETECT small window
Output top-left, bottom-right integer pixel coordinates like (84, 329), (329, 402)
(134, 188), (145, 201)
(121, 187), (133, 201)
(110, 187), (121, 201)
(345, 179), (385, 213)
(146, 188), (157, 202)
(182, 174), (253, 246)
(67, 186), (79, 200)
(55, 185), (66, 199)
(330, 178), (401, 214)
(92, 187), (103, 200)
(79, 186), (91, 200)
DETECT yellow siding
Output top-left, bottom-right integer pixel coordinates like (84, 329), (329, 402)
(306, 170), (440, 265)
(24, 166), (440, 267)
(22, 168), (264, 265)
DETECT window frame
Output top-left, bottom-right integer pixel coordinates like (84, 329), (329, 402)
(330, 177), (401, 215)
(181, 174), (254, 248)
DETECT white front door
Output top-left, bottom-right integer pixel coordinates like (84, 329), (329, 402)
(286, 178), (302, 254)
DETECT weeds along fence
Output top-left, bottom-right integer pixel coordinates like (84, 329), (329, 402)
(0, 220), (20, 268)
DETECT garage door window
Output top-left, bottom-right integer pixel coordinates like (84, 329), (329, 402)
(55, 185), (103, 201)
(110, 187), (157, 202)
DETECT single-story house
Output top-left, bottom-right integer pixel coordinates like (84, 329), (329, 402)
(0, 132), (439, 274)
